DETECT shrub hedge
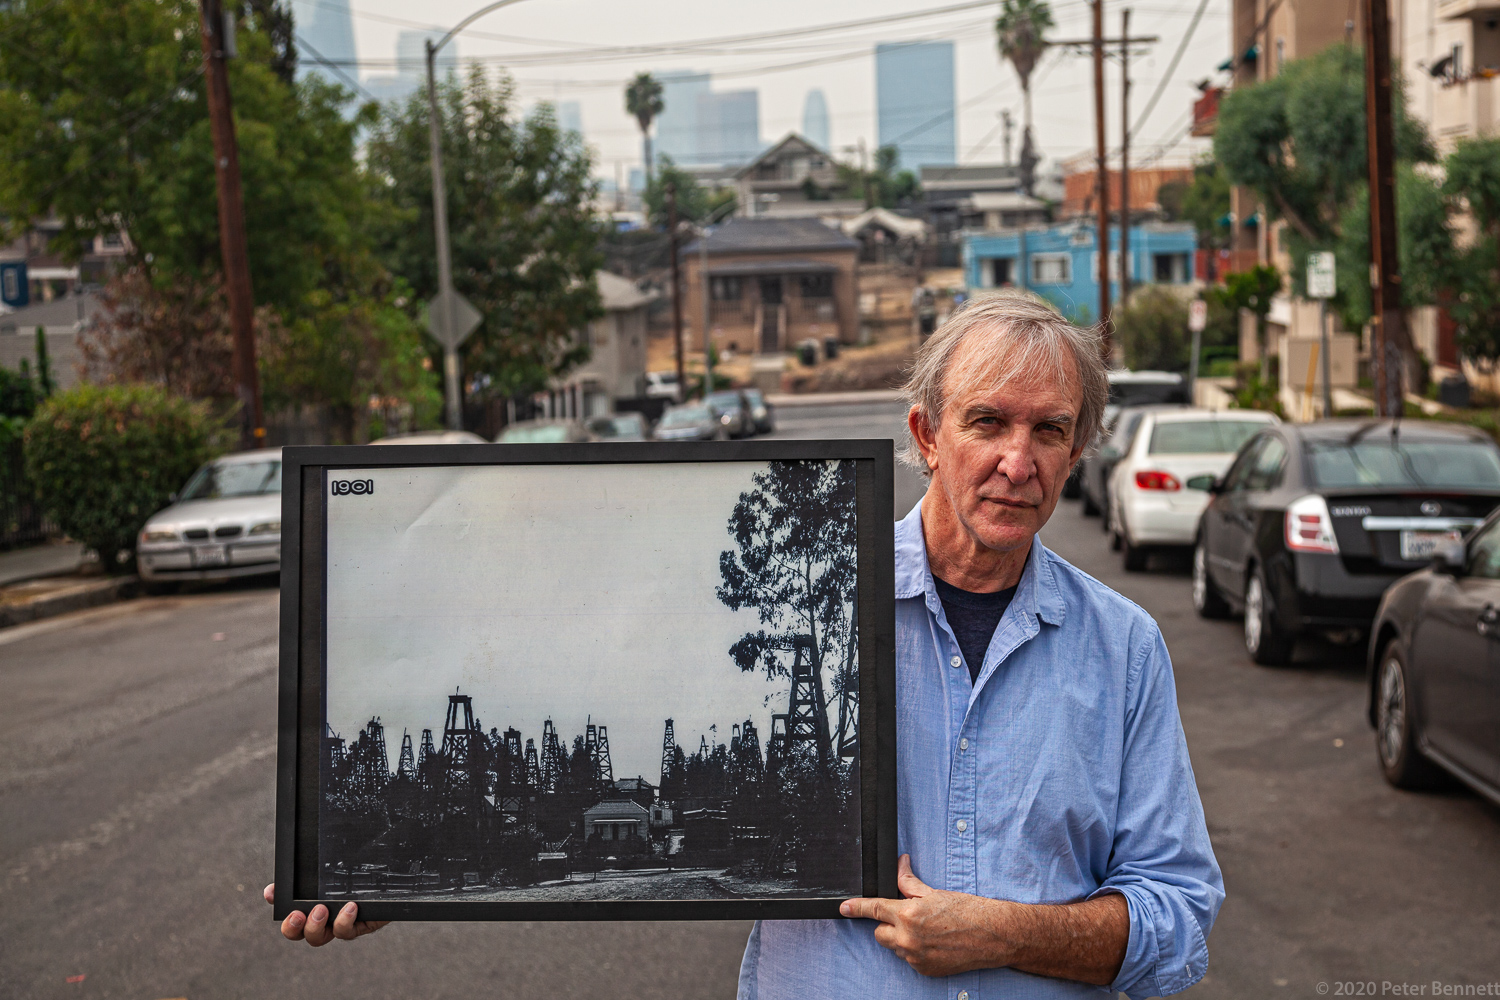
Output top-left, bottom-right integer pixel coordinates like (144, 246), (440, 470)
(24, 384), (216, 571)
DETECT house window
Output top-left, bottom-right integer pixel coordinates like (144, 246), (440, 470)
(710, 276), (743, 301)
(1031, 254), (1071, 285)
(799, 273), (833, 299)
(1153, 253), (1188, 284)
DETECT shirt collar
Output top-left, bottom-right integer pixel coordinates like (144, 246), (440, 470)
(893, 500), (1067, 628)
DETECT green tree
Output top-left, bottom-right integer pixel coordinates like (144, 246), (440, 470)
(1115, 287), (1191, 372)
(837, 146), (919, 209)
(1214, 44), (1444, 383)
(1442, 136), (1500, 362)
(995, 0), (1053, 193)
(1160, 161), (1232, 250)
(642, 156), (737, 228)
(1221, 265), (1282, 382)
(365, 70), (604, 400)
(24, 384), (215, 571)
(625, 72), (665, 187)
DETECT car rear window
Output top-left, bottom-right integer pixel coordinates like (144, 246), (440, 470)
(1150, 420), (1268, 455)
(1307, 440), (1500, 489)
(1109, 381), (1188, 406)
(660, 406), (710, 427)
(179, 460), (281, 501)
(499, 424), (572, 443)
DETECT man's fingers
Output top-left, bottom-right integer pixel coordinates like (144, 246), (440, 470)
(280, 909), (306, 941)
(331, 902), (360, 941)
(303, 904), (333, 947)
(263, 883), (276, 905)
(896, 854), (931, 898)
(840, 896), (895, 923)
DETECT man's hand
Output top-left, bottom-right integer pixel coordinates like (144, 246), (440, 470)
(263, 883), (390, 946)
(839, 856), (1129, 985)
(840, 855), (1012, 977)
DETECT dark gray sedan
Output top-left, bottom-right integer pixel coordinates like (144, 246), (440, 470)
(653, 404), (724, 441)
(1368, 509), (1500, 805)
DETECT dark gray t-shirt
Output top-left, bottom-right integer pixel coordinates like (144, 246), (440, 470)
(934, 576), (1018, 684)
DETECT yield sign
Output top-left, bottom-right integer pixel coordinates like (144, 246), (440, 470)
(425, 288), (483, 349)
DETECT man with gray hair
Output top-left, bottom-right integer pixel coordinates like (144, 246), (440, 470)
(266, 292), (1221, 998)
(738, 291), (1223, 998)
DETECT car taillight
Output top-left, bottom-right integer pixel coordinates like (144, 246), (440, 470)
(1285, 494), (1340, 554)
(1134, 470), (1181, 491)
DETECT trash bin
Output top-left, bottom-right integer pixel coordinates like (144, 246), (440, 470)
(823, 336), (840, 360)
(1438, 376), (1471, 409)
(798, 340), (819, 367)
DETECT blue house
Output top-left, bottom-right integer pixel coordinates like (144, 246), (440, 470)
(962, 221), (1198, 324)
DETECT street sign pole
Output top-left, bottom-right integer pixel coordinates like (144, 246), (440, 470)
(1308, 251), (1336, 420)
(425, 39), (463, 430)
(1187, 298), (1207, 403)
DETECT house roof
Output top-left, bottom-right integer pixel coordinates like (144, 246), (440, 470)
(596, 270), (655, 311)
(968, 190), (1048, 213)
(842, 207), (929, 240)
(680, 217), (858, 256)
(733, 131), (838, 181)
(582, 799), (651, 820)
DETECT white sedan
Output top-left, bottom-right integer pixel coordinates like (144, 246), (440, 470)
(1106, 409), (1280, 571)
(137, 448), (283, 587)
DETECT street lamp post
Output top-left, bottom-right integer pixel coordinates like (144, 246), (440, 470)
(424, 0), (533, 429)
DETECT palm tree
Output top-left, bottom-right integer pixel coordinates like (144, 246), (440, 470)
(625, 72), (665, 187)
(995, 0), (1054, 195)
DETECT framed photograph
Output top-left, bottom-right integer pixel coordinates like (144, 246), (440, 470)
(274, 440), (896, 921)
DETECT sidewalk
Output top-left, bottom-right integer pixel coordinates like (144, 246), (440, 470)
(0, 541), (84, 587)
(0, 541), (136, 629)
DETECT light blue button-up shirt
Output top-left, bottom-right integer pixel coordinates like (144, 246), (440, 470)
(738, 503), (1224, 1000)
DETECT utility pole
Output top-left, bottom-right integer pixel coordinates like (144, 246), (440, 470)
(1092, 0), (1111, 354)
(425, 39), (461, 430)
(700, 232), (713, 396)
(198, 0), (263, 450)
(1363, 0), (1404, 417)
(666, 183), (686, 398)
(1119, 7), (1132, 307)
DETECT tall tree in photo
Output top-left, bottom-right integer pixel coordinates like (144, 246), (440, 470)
(995, 0), (1054, 195)
(625, 72), (665, 188)
(717, 461), (858, 764)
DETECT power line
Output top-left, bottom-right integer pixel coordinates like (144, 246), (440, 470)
(294, 31), (379, 102)
(1128, 0), (1212, 139)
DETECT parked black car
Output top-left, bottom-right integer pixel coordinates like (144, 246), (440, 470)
(1193, 419), (1500, 665)
(1365, 509), (1500, 805)
(743, 387), (776, 434)
(1065, 371), (1188, 500)
(706, 390), (752, 438)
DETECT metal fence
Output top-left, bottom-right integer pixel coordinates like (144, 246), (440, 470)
(0, 436), (52, 550)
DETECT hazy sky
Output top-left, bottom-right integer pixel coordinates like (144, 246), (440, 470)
(291, 0), (1227, 177)
(325, 462), (855, 785)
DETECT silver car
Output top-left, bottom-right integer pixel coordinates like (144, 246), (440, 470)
(137, 448), (283, 585)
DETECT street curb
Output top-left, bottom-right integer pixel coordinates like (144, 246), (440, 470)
(766, 389), (906, 408)
(0, 575), (139, 630)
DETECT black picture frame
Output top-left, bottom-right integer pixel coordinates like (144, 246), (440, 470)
(274, 439), (897, 922)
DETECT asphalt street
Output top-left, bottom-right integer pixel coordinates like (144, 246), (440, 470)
(2, 398), (1497, 998)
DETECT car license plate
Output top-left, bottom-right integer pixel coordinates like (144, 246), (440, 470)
(193, 544), (228, 568)
(1400, 529), (1461, 561)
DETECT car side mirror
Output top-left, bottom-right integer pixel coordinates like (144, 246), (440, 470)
(1432, 538), (1466, 576)
(1185, 474), (1217, 493)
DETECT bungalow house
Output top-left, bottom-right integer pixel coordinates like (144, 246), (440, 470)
(733, 133), (865, 222)
(543, 271), (657, 419)
(681, 217), (859, 355)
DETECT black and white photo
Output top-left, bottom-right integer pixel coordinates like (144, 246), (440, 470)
(311, 455), (871, 908)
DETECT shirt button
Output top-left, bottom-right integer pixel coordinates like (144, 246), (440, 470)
(958, 992), (970, 1000)
(959, 737), (969, 751)
(949, 655), (962, 668)
(956, 819), (967, 833)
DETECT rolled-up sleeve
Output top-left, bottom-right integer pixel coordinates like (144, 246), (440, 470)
(1091, 627), (1224, 999)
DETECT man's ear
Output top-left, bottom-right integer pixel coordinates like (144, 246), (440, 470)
(908, 405), (939, 472)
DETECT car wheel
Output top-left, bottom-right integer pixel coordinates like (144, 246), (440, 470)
(1099, 489), (1114, 533)
(1192, 539), (1231, 619)
(1244, 565), (1294, 665)
(1120, 518), (1148, 571)
(1374, 646), (1446, 790)
(1081, 485), (1099, 517)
